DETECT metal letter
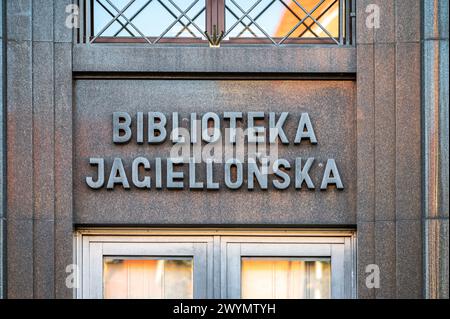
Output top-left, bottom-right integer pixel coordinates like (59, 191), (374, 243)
(202, 112), (221, 143)
(86, 158), (105, 189)
(247, 112), (265, 143)
(273, 159), (291, 189)
(167, 158), (184, 189)
(132, 157), (151, 188)
(171, 112), (185, 143)
(113, 112), (132, 143)
(107, 158), (130, 189)
(189, 158), (204, 189)
(294, 113), (317, 144)
(155, 157), (162, 189)
(295, 158), (315, 189)
(248, 158), (269, 190)
(224, 112), (243, 144)
(206, 160), (219, 189)
(190, 113), (198, 144)
(148, 112), (167, 144)
(269, 112), (289, 144)
(224, 158), (243, 189)
(136, 112), (144, 144)
(321, 159), (344, 190)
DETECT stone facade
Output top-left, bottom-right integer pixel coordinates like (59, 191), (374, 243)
(423, 0), (449, 299)
(1, 0), (448, 299)
(0, 0), (4, 300)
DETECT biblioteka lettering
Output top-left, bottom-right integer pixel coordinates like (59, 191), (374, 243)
(86, 111), (344, 191)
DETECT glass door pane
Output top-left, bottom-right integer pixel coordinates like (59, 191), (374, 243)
(103, 257), (193, 299)
(241, 258), (331, 299)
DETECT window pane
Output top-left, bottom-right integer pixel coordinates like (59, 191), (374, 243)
(103, 258), (193, 299)
(225, 0), (341, 39)
(241, 258), (331, 299)
(93, 0), (206, 38)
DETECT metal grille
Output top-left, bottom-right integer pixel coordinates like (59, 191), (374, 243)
(78, 0), (207, 43)
(224, 0), (351, 45)
(76, 0), (354, 45)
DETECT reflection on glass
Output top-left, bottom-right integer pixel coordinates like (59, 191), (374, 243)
(103, 258), (193, 299)
(225, 0), (341, 39)
(241, 258), (331, 299)
(93, 0), (206, 38)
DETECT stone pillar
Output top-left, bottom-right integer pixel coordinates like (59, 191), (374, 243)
(423, 0), (449, 299)
(0, 0), (5, 299)
(5, 0), (73, 299)
(356, 0), (423, 298)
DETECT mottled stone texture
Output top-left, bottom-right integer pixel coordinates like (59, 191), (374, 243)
(423, 0), (449, 299)
(0, 0), (5, 300)
(356, 0), (423, 298)
(5, 0), (73, 298)
(74, 80), (356, 225)
(73, 46), (356, 73)
(3, 0), (435, 300)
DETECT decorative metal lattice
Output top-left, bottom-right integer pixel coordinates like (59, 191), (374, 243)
(224, 0), (347, 45)
(80, 0), (207, 43)
(77, 0), (353, 45)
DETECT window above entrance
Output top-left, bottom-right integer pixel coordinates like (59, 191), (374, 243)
(76, 0), (354, 45)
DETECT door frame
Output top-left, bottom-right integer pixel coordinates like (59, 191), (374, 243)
(75, 228), (357, 299)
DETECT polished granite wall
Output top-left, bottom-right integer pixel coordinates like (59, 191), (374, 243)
(423, 0), (449, 299)
(2, 0), (448, 299)
(0, 0), (5, 300)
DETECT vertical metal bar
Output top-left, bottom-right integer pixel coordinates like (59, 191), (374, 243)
(73, 0), (78, 43)
(351, 0), (355, 45)
(80, 0), (85, 43)
(206, 0), (213, 34)
(213, 236), (221, 298)
(345, 0), (350, 45)
(212, 0), (217, 34)
(339, 0), (344, 44)
(86, 0), (92, 44)
(217, 0), (225, 33)
(91, 0), (96, 40)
